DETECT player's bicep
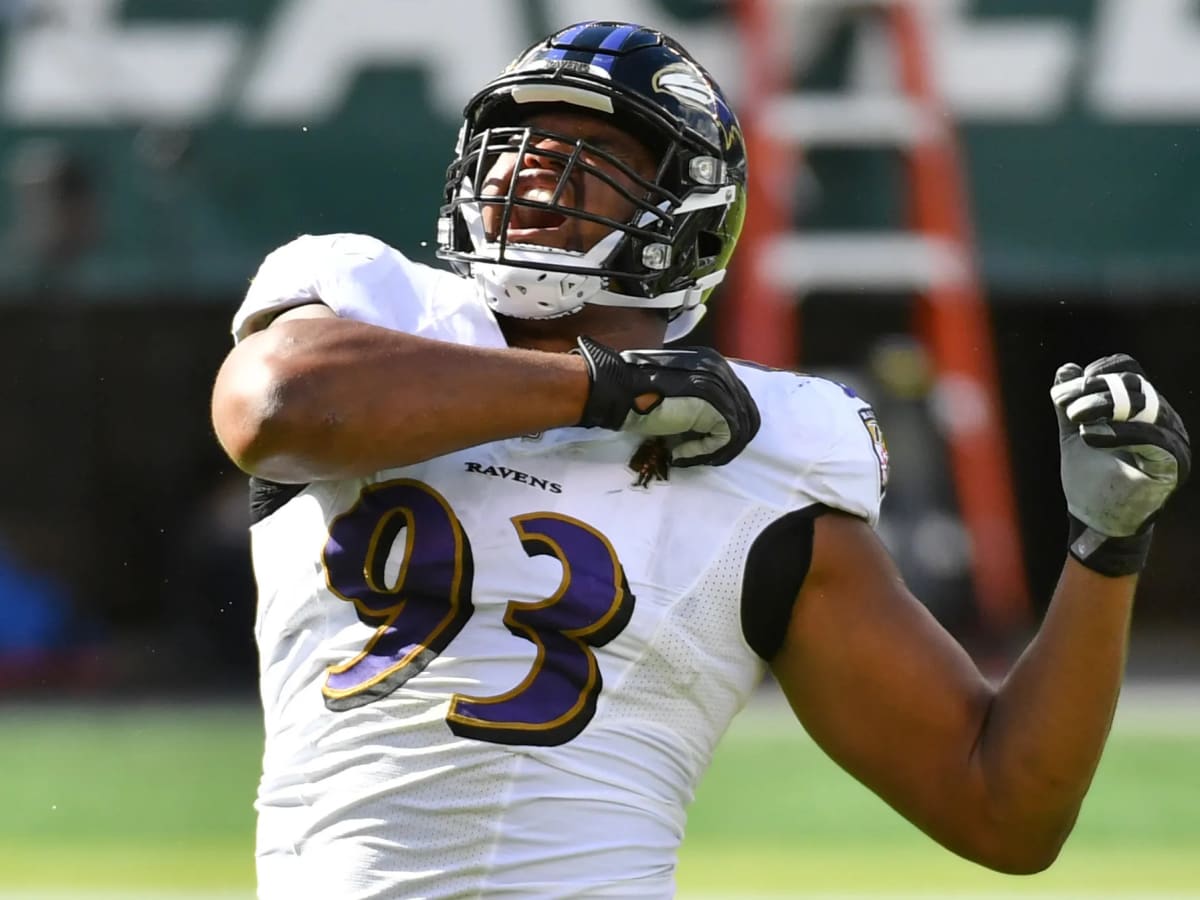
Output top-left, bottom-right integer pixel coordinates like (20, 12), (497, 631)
(769, 511), (997, 850)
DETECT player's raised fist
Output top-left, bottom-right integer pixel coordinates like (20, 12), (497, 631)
(1050, 353), (1190, 575)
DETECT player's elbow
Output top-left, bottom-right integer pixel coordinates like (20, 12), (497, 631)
(955, 810), (1074, 875)
(1011, 844), (1066, 876)
(971, 833), (1067, 876)
(211, 332), (317, 483)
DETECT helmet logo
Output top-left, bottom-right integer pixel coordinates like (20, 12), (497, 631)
(651, 62), (715, 112)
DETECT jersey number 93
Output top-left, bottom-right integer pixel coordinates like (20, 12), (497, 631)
(321, 479), (635, 747)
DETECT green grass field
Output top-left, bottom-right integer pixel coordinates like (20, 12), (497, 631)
(1, 686), (1196, 898)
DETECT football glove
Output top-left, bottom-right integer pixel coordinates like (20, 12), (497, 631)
(575, 336), (761, 467)
(1050, 353), (1190, 576)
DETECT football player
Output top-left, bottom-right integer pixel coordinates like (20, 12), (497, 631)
(211, 21), (1190, 899)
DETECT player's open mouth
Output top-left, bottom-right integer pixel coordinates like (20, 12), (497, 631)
(504, 169), (574, 233)
(508, 205), (567, 232)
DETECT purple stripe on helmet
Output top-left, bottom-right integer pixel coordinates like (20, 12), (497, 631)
(590, 52), (619, 72)
(599, 23), (637, 51)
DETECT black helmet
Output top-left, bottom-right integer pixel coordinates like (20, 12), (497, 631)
(436, 20), (747, 341)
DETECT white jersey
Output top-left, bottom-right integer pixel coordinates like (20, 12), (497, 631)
(235, 234), (886, 899)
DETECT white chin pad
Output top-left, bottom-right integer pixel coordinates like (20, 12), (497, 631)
(475, 263), (600, 319)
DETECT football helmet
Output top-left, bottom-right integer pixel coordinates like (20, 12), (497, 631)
(437, 21), (747, 341)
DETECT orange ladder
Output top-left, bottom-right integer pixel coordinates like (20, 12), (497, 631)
(725, 0), (1030, 633)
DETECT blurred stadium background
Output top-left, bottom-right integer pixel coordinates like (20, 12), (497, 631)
(1, 1), (1197, 897)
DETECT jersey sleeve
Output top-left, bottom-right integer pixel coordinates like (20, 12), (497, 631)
(231, 233), (439, 342)
(785, 378), (888, 526)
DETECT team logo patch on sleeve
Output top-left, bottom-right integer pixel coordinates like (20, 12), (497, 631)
(858, 408), (889, 496)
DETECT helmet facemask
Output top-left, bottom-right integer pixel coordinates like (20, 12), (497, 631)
(440, 119), (683, 320)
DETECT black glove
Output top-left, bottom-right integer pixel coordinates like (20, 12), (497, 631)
(575, 336), (761, 467)
(1050, 353), (1190, 576)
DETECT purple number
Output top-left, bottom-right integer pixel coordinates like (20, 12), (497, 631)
(446, 513), (635, 746)
(321, 480), (474, 711)
(320, 485), (634, 745)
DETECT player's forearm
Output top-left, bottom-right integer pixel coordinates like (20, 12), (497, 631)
(213, 317), (590, 481)
(974, 559), (1136, 859)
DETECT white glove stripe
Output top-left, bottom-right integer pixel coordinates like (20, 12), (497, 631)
(1103, 373), (1131, 421)
(1132, 376), (1160, 424)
